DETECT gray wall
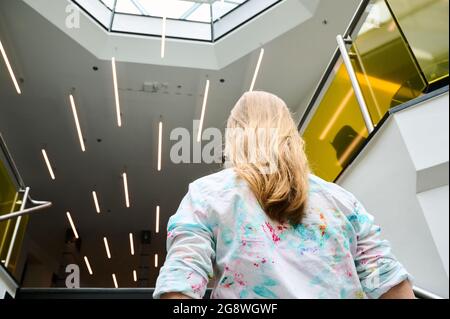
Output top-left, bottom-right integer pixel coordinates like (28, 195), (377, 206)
(338, 92), (449, 298)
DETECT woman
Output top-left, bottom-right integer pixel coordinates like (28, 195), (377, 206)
(154, 91), (414, 299)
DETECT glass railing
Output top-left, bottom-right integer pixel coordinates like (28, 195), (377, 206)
(299, 0), (449, 182)
(0, 135), (25, 280)
(0, 134), (52, 284)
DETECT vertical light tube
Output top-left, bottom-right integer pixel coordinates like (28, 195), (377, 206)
(133, 270), (137, 282)
(66, 212), (79, 239)
(112, 274), (118, 288)
(157, 121), (163, 171)
(103, 237), (112, 259)
(249, 48), (265, 92)
(69, 94), (86, 152)
(0, 39), (21, 94)
(92, 191), (100, 213)
(112, 57), (122, 127)
(197, 79), (210, 142)
(154, 254), (159, 268)
(84, 256), (93, 275)
(41, 149), (56, 180)
(129, 232), (135, 256)
(155, 206), (160, 234)
(122, 172), (130, 208)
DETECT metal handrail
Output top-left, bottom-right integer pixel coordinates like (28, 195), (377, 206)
(1, 133), (52, 221)
(297, 0), (371, 132)
(0, 191), (52, 222)
(414, 286), (445, 299)
(336, 34), (374, 134)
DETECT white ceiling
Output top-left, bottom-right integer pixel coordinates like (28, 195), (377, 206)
(0, 0), (361, 287)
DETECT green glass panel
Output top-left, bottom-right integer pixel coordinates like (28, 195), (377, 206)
(351, 0), (428, 125)
(387, 0), (449, 86)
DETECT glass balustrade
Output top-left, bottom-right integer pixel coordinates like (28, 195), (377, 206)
(300, 0), (448, 182)
(0, 144), (27, 280)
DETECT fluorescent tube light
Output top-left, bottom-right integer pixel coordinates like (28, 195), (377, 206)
(41, 149), (55, 180)
(0, 39), (21, 94)
(123, 172), (130, 208)
(129, 232), (135, 256)
(197, 79), (210, 142)
(92, 191), (100, 213)
(112, 57), (122, 127)
(249, 48), (265, 92)
(69, 94), (86, 152)
(84, 256), (93, 275)
(66, 212), (79, 239)
(104, 237), (112, 259)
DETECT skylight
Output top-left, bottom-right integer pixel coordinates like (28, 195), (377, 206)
(72, 0), (282, 42)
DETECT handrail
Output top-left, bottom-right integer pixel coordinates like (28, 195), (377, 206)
(336, 34), (374, 134)
(0, 190), (53, 222)
(1, 132), (53, 222)
(414, 286), (445, 299)
(298, 0), (370, 132)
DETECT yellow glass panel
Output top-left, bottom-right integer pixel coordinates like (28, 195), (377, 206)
(387, 0), (449, 86)
(351, 0), (428, 125)
(1, 152), (28, 278)
(0, 158), (19, 257)
(303, 63), (369, 182)
(6, 212), (29, 276)
(0, 157), (17, 215)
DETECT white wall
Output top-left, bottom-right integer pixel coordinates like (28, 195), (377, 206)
(0, 265), (17, 298)
(338, 92), (449, 298)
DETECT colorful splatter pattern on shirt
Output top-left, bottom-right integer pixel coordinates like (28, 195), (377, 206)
(154, 169), (411, 299)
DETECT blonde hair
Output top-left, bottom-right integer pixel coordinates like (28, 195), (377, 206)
(224, 91), (310, 225)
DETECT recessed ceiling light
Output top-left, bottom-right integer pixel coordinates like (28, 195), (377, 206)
(154, 254), (159, 268)
(112, 273), (118, 288)
(92, 191), (101, 213)
(0, 39), (21, 94)
(69, 94), (86, 152)
(129, 232), (135, 256)
(158, 121), (163, 171)
(197, 79), (210, 143)
(156, 206), (160, 234)
(41, 149), (55, 180)
(122, 172), (130, 208)
(103, 237), (112, 259)
(66, 212), (79, 239)
(133, 270), (137, 282)
(84, 256), (93, 275)
(249, 48), (265, 92)
(112, 57), (122, 127)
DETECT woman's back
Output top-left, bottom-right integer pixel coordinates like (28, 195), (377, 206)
(154, 168), (410, 299)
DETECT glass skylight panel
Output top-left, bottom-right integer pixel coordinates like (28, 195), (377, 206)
(72, 0), (281, 41)
(99, 0), (115, 10)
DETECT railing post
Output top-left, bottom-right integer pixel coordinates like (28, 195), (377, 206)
(336, 34), (375, 134)
(4, 187), (30, 268)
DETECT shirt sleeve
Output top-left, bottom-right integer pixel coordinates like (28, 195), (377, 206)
(347, 198), (413, 299)
(153, 182), (215, 299)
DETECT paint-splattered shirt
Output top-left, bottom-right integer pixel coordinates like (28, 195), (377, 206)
(154, 169), (412, 299)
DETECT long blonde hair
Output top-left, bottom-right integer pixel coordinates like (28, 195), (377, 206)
(224, 91), (310, 225)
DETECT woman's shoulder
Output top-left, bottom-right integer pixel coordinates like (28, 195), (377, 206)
(189, 168), (245, 195)
(308, 174), (359, 213)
